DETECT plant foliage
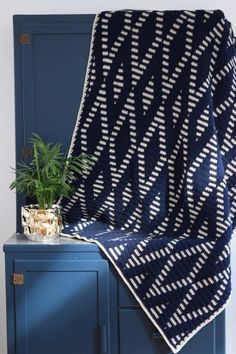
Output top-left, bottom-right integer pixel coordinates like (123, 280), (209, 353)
(10, 134), (95, 209)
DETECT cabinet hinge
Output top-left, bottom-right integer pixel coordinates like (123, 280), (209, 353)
(22, 146), (33, 158)
(12, 273), (24, 285)
(20, 33), (30, 45)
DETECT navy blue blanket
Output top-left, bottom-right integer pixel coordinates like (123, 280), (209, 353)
(61, 10), (236, 352)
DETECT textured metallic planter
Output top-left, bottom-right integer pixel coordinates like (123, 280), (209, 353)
(21, 204), (62, 242)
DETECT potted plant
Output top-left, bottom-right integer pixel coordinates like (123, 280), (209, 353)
(10, 133), (95, 242)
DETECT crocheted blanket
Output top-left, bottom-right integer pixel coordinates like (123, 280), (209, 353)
(61, 10), (236, 352)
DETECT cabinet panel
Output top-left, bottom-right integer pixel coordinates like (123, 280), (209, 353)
(14, 259), (109, 354)
(21, 23), (93, 148)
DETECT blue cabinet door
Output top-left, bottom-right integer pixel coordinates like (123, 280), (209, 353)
(14, 15), (95, 230)
(13, 259), (109, 354)
(14, 15), (95, 150)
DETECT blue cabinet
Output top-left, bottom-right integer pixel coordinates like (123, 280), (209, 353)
(7, 14), (226, 354)
(4, 234), (225, 354)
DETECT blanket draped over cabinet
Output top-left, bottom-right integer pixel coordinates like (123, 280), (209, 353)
(61, 10), (236, 353)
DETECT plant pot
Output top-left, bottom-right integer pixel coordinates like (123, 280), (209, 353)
(21, 204), (62, 242)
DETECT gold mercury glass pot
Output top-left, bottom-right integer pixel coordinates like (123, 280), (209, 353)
(21, 204), (62, 242)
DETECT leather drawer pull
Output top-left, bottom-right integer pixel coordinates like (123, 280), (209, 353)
(152, 332), (162, 340)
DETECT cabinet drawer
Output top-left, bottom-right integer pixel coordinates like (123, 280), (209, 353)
(119, 309), (216, 354)
(119, 309), (169, 354)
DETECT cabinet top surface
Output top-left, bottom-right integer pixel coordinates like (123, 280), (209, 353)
(3, 234), (99, 252)
(13, 14), (95, 20)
